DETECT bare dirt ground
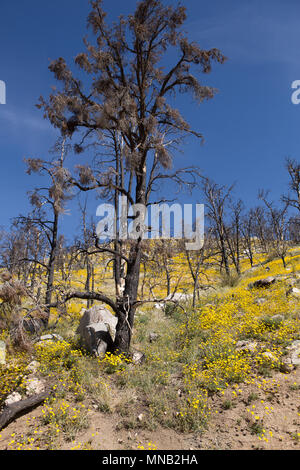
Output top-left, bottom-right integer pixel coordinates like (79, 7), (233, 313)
(0, 363), (299, 451)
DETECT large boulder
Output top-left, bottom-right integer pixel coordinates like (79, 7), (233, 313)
(76, 305), (118, 357)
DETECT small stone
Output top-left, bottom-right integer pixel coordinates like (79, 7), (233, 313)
(236, 340), (257, 353)
(34, 333), (63, 344)
(132, 351), (145, 365)
(137, 413), (144, 422)
(149, 332), (160, 343)
(25, 377), (45, 396)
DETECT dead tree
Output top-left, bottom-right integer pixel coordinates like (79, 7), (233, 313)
(282, 157), (300, 214)
(21, 138), (73, 326)
(37, 0), (226, 353)
(240, 208), (256, 267)
(181, 237), (215, 307)
(224, 199), (244, 275)
(202, 177), (234, 276)
(259, 190), (289, 267)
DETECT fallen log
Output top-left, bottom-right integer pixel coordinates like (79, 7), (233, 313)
(0, 389), (51, 430)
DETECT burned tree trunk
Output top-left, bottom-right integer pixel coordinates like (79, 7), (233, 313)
(0, 390), (52, 431)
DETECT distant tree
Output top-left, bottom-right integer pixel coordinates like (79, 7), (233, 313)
(251, 206), (270, 254)
(240, 208), (256, 267)
(181, 235), (216, 307)
(282, 157), (300, 214)
(225, 199), (244, 275)
(76, 197), (96, 308)
(22, 138), (73, 325)
(201, 177), (234, 276)
(288, 216), (300, 244)
(282, 158), (300, 245)
(258, 190), (289, 267)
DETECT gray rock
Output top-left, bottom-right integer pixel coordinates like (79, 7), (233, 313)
(77, 305), (117, 338)
(76, 305), (118, 357)
(87, 322), (114, 357)
(40, 334), (63, 342)
(254, 298), (267, 306)
(262, 351), (278, 362)
(155, 292), (192, 309)
(286, 287), (300, 298)
(248, 277), (276, 290)
(4, 392), (22, 406)
(33, 333), (63, 345)
(236, 340), (257, 353)
(149, 332), (160, 343)
(0, 340), (6, 365)
(287, 340), (300, 365)
(25, 377), (45, 396)
(291, 351), (300, 365)
(131, 351), (145, 365)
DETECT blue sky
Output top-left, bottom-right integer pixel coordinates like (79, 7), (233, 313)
(1, 0), (300, 242)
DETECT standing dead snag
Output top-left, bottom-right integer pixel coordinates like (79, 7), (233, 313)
(23, 138), (73, 326)
(258, 189), (289, 268)
(38, 0), (226, 353)
(201, 177), (234, 276)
